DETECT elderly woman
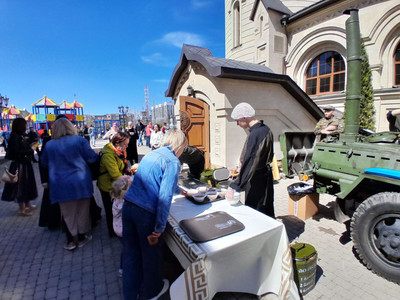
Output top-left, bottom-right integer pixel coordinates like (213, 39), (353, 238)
(41, 118), (99, 250)
(122, 129), (188, 300)
(98, 132), (132, 237)
(1, 118), (38, 216)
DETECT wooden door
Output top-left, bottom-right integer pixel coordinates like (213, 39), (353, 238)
(179, 96), (210, 168)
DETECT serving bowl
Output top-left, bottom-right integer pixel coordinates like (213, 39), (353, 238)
(198, 186), (209, 193)
(192, 193), (207, 202)
(206, 191), (218, 201)
(186, 188), (199, 197)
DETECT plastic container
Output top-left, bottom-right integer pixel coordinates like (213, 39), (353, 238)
(227, 192), (241, 205)
(290, 243), (318, 296)
(287, 182), (315, 197)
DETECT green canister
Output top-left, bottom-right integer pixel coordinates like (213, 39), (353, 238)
(290, 243), (318, 295)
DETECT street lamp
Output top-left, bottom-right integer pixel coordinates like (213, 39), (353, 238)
(118, 106), (129, 131)
(0, 94), (10, 130)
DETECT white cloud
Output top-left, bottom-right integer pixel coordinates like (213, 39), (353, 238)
(141, 53), (173, 67)
(191, 0), (212, 9)
(159, 31), (205, 48)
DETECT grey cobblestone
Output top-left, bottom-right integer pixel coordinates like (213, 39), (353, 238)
(45, 287), (59, 299)
(57, 279), (70, 290)
(32, 290), (46, 300)
(69, 290), (82, 300)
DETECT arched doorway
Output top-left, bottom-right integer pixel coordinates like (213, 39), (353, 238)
(179, 96), (210, 168)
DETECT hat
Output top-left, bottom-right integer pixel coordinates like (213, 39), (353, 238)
(112, 122), (118, 127)
(231, 102), (256, 120)
(128, 121), (133, 125)
(323, 105), (335, 111)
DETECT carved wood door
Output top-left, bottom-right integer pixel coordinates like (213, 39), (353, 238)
(179, 96), (210, 168)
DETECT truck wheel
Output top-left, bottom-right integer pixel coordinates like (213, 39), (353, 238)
(351, 192), (400, 283)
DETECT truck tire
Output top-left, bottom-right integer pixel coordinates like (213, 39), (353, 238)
(351, 192), (400, 283)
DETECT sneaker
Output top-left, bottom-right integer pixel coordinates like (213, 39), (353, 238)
(148, 279), (169, 300)
(77, 235), (93, 248)
(64, 242), (77, 251)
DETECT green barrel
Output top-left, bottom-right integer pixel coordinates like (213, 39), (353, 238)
(291, 243), (318, 295)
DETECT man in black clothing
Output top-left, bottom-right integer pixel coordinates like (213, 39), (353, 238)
(386, 109), (400, 132)
(83, 124), (90, 143)
(135, 120), (145, 147)
(226, 102), (275, 218)
(178, 145), (205, 179)
(26, 127), (39, 162)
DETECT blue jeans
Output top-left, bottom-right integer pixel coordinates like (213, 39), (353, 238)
(122, 201), (163, 300)
(138, 133), (143, 146)
(90, 136), (95, 147)
(145, 136), (151, 148)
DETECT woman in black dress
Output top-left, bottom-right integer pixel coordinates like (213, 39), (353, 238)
(1, 118), (38, 216)
(126, 121), (138, 165)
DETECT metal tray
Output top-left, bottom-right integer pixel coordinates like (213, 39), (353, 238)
(185, 194), (225, 205)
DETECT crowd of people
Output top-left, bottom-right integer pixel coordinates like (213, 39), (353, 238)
(0, 116), (186, 299)
(1, 103), (398, 299)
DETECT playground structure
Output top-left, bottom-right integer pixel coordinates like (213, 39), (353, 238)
(1, 95), (120, 137)
(93, 119), (119, 137)
(1, 106), (21, 131)
(31, 95), (85, 132)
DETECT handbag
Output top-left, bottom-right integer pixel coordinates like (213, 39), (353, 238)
(89, 151), (103, 181)
(2, 167), (18, 184)
(112, 198), (124, 237)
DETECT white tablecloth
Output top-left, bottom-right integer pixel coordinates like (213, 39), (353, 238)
(165, 196), (300, 300)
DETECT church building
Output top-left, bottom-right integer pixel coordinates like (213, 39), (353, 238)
(226, 0), (400, 131)
(166, 0), (400, 168)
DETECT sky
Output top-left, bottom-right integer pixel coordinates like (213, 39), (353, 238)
(0, 0), (225, 115)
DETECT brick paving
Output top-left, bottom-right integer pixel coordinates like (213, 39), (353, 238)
(0, 140), (399, 299)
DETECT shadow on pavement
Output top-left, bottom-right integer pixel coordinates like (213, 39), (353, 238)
(311, 201), (336, 222)
(278, 215), (305, 243)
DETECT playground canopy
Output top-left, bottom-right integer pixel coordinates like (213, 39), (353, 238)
(5, 106), (20, 115)
(31, 95), (85, 131)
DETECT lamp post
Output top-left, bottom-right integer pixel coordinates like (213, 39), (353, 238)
(0, 94), (9, 130)
(187, 85), (194, 97)
(118, 106), (129, 132)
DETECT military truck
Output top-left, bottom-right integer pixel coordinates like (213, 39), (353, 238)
(280, 9), (400, 283)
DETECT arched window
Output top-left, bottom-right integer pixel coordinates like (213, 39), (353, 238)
(233, 1), (240, 47)
(305, 51), (345, 96)
(259, 16), (263, 38)
(395, 43), (400, 86)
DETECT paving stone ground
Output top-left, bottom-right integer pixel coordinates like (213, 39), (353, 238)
(0, 140), (399, 299)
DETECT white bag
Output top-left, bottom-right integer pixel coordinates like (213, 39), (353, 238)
(1, 166), (18, 184)
(112, 198), (124, 237)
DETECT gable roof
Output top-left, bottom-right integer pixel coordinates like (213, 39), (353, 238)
(73, 100), (84, 108)
(59, 100), (74, 109)
(285, 0), (339, 24)
(165, 44), (323, 120)
(250, 0), (292, 21)
(32, 95), (58, 107)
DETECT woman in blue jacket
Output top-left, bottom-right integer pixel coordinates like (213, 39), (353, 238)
(122, 129), (187, 300)
(41, 118), (99, 250)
